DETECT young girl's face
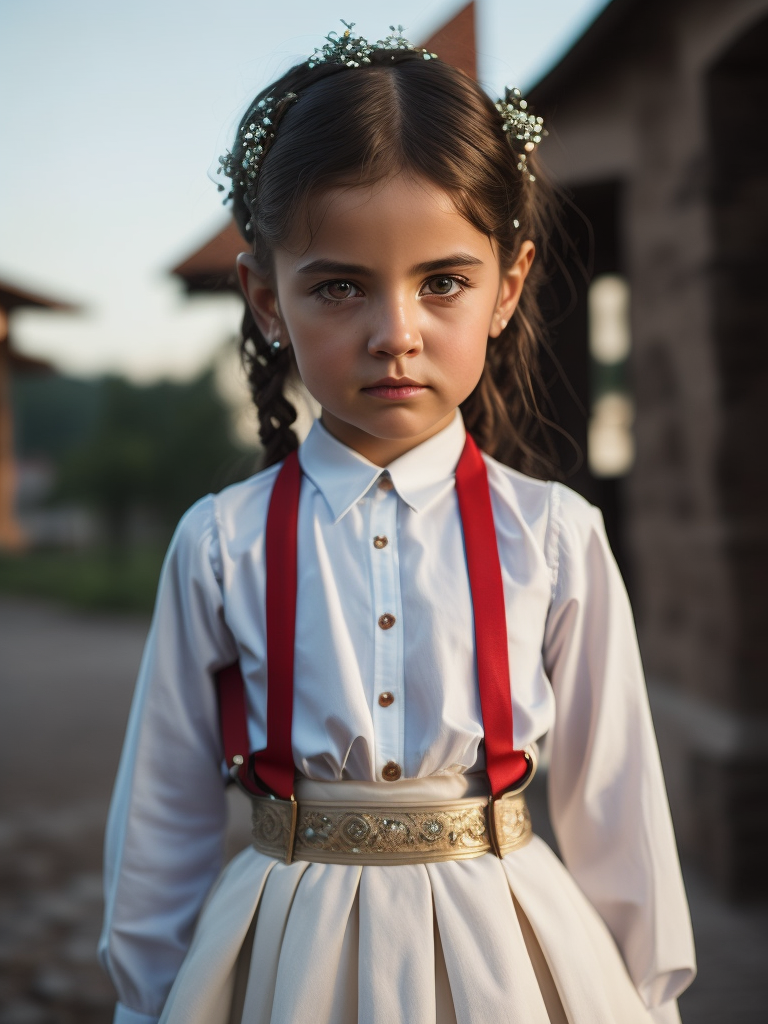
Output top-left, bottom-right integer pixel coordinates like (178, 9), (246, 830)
(239, 174), (533, 465)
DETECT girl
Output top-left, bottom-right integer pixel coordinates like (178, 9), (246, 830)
(99, 24), (696, 1024)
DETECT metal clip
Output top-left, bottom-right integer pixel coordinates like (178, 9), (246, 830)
(283, 796), (298, 865)
(503, 748), (536, 797)
(487, 749), (537, 858)
(486, 795), (503, 858)
(228, 754), (256, 797)
(250, 792), (298, 864)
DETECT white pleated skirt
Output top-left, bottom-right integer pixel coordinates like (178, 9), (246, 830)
(158, 775), (677, 1024)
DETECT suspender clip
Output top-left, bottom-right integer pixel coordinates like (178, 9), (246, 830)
(487, 748), (537, 858)
(503, 747), (537, 797)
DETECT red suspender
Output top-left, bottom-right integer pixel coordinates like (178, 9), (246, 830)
(254, 449), (301, 797)
(215, 435), (527, 801)
(215, 662), (253, 791)
(215, 451), (301, 798)
(455, 435), (529, 795)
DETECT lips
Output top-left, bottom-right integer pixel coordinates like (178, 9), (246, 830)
(362, 377), (428, 400)
(365, 377), (425, 388)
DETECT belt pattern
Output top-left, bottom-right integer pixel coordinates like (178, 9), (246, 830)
(251, 793), (532, 865)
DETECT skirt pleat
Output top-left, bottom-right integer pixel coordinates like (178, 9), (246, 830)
(502, 837), (653, 1023)
(239, 859), (310, 1024)
(159, 777), (667, 1024)
(427, 857), (551, 1024)
(159, 849), (275, 1024)
(358, 864), (437, 1024)
(268, 862), (362, 1024)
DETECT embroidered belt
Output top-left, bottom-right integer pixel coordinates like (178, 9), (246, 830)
(250, 790), (532, 866)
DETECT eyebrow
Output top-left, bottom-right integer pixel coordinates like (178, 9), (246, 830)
(296, 252), (485, 277)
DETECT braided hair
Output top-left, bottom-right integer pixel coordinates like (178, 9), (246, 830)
(227, 50), (559, 474)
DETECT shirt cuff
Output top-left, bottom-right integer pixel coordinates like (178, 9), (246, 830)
(114, 1003), (160, 1024)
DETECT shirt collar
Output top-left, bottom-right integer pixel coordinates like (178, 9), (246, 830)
(298, 413), (467, 523)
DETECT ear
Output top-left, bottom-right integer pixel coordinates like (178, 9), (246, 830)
(489, 240), (536, 338)
(236, 252), (284, 344)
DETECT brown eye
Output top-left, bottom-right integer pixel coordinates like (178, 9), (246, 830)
(318, 281), (359, 301)
(423, 276), (464, 298)
(430, 276), (454, 294)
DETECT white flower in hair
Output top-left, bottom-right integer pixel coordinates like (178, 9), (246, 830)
(216, 24), (544, 204)
(494, 87), (548, 181)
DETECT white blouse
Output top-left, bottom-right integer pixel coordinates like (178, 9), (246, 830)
(99, 412), (695, 1024)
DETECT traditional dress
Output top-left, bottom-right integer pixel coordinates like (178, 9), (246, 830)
(99, 412), (696, 1024)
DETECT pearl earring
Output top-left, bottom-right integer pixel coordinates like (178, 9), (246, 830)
(268, 319), (282, 355)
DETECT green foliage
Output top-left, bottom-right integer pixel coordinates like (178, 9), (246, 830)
(52, 370), (258, 545)
(6, 363), (259, 609)
(11, 373), (102, 460)
(0, 545), (165, 613)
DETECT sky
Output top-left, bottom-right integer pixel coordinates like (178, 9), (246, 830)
(0, 0), (610, 383)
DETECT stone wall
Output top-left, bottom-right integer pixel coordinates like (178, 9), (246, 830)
(532, 0), (768, 897)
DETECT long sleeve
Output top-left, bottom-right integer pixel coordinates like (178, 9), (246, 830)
(543, 483), (696, 1014)
(99, 496), (238, 1024)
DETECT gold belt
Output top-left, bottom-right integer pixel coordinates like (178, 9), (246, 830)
(250, 789), (532, 865)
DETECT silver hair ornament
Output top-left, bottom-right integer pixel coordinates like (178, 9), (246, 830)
(216, 22), (436, 204)
(494, 87), (547, 182)
(216, 23), (546, 205)
(307, 20), (435, 68)
(216, 91), (298, 203)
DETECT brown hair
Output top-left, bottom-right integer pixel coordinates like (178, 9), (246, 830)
(229, 51), (560, 474)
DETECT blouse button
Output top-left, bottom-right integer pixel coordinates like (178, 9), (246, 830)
(378, 691), (395, 707)
(373, 535), (388, 549)
(382, 760), (402, 781)
(378, 613), (396, 630)
(378, 476), (394, 491)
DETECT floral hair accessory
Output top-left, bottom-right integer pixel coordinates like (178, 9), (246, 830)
(216, 23), (546, 205)
(307, 20), (436, 68)
(216, 91), (299, 203)
(494, 87), (547, 182)
(216, 22), (437, 203)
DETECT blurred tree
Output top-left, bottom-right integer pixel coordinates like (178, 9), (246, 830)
(54, 370), (257, 547)
(12, 374), (102, 459)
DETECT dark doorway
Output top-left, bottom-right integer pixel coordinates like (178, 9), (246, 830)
(707, 15), (768, 715)
(542, 180), (633, 589)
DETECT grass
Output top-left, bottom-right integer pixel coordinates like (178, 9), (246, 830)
(0, 545), (166, 614)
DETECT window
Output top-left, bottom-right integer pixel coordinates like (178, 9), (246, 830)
(587, 274), (634, 477)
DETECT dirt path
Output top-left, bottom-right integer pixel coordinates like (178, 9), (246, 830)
(0, 596), (149, 1022)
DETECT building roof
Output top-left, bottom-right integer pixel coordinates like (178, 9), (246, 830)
(171, 220), (243, 294)
(421, 2), (476, 80)
(0, 278), (78, 374)
(529, 0), (640, 107)
(0, 279), (79, 314)
(5, 347), (52, 373)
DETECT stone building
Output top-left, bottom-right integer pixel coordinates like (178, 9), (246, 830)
(530, 0), (768, 898)
(172, 0), (768, 898)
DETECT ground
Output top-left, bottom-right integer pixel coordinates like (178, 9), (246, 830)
(0, 595), (766, 1023)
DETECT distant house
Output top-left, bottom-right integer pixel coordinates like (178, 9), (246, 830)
(170, 0), (768, 899)
(0, 280), (77, 550)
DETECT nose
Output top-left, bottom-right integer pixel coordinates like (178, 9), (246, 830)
(367, 294), (422, 359)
